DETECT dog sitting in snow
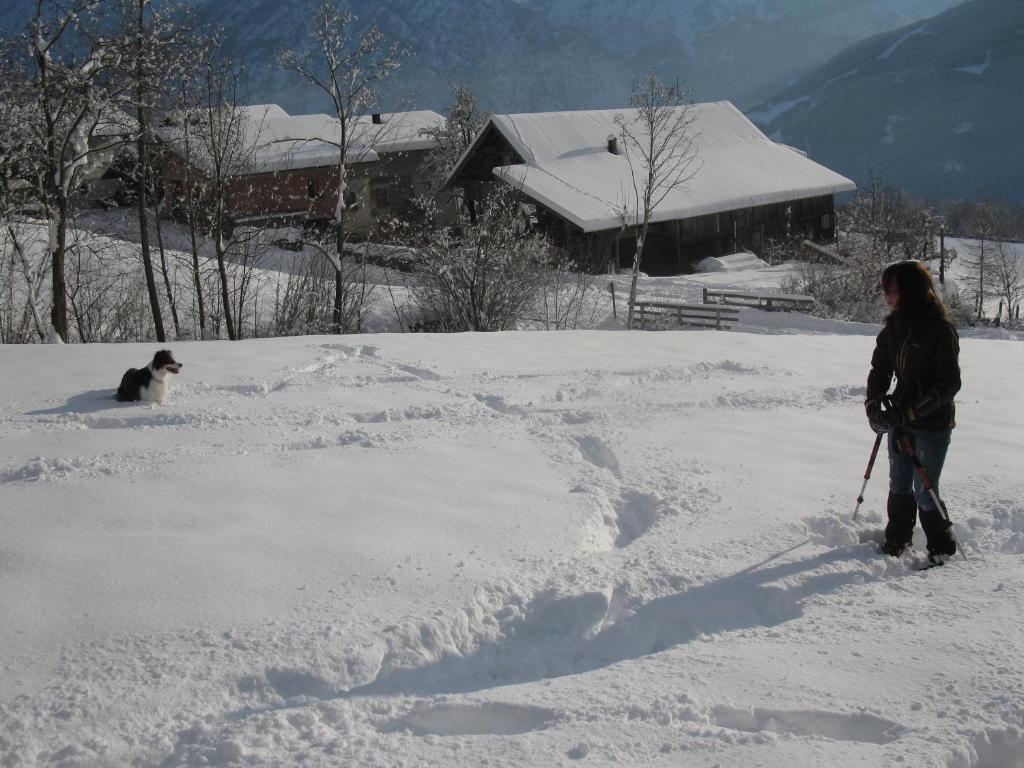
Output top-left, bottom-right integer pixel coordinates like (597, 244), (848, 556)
(115, 349), (182, 405)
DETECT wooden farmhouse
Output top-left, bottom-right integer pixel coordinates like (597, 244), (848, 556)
(159, 105), (449, 239)
(448, 102), (856, 275)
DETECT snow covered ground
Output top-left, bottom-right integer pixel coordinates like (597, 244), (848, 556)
(2, 280), (1023, 766)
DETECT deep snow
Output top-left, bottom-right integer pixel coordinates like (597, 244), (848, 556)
(1, 271), (1023, 767)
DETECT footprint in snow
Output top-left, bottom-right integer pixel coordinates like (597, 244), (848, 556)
(575, 435), (619, 474)
(711, 705), (904, 744)
(386, 701), (559, 736)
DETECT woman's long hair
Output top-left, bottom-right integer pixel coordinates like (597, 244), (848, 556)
(881, 260), (949, 325)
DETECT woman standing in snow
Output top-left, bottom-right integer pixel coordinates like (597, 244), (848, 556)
(865, 260), (961, 562)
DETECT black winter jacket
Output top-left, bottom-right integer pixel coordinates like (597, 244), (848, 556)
(866, 309), (961, 430)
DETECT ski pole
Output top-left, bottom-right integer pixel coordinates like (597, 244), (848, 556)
(893, 426), (967, 561)
(852, 432), (884, 522)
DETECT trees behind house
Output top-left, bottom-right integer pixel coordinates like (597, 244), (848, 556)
(276, 0), (406, 333)
(614, 69), (700, 328)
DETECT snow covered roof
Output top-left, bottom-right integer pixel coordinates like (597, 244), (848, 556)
(349, 110), (446, 154)
(243, 106), (374, 173)
(451, 101), (856, 233)
(243, 106), (443, 173)
(161, 105), (444, 175)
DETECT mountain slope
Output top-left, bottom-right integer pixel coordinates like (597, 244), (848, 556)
(0, 0), (962, 113)
(748, 0), (1024, 202)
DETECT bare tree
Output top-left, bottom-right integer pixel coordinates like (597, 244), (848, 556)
(21, 0), (126, 341)
(110, 0), (193, 342)
(0, 42), (50, 342)
(223, 227), (271, 340)
(960, 202), (997, 321)
(169, 52), (216, 338)
(179, 53), (260, 340)
(276, 0), (406, 333)
(842, 176), (942, 266)
(420, 83), (490, 221)
(988, 240), (1022, 327)
(614, 69), (700, 328)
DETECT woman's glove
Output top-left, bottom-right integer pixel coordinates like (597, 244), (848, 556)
(866, 397), (908, 434)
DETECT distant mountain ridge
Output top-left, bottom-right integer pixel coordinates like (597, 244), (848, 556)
(747, 0), (1024, 203)
(0, 0), (961, 114)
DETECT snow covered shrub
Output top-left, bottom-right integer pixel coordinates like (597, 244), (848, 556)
(528, 251), (608, 330)
(400, 190), (551, 332)
(65, 233), (153, 342)
(0, 222), (50, 343)
(780, 254), (885, 324)
(269, 248), (338, 336)
(942, 287), (976, 328)
(785, 179), (953, 323)
(785, 181), (947, 324)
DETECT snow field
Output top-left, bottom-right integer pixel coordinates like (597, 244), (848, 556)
(1, 326), (1023, 767)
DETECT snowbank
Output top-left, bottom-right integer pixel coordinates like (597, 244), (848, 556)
(697, 251), (769, 273)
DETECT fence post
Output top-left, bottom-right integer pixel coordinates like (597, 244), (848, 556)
(609, 281), (617, 319)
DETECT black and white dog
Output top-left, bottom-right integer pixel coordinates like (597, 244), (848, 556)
(115, 349), (182, 405)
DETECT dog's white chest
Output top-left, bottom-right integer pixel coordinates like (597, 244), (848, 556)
(140, 377), (168, 404)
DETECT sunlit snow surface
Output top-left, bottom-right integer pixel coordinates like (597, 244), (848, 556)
(2, 289), (1023, 766)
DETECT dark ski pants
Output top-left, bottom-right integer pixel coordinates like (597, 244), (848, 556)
(887, 426), (952, 511)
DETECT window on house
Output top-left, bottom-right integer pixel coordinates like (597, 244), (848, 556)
(372, 181), (390, 209)
(821, 213), (832, 229)
(752, 231), (762, 248)
(307, 177), (317, 199)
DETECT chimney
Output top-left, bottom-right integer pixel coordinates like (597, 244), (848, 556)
(607, 135), (618, 154)
(372, 113), (382, 125)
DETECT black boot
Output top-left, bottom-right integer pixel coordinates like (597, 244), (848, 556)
(920, 506), (957, 561)
(882, 492), (917, 556)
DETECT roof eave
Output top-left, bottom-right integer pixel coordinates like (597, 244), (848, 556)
(498, 167), (857, 234)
